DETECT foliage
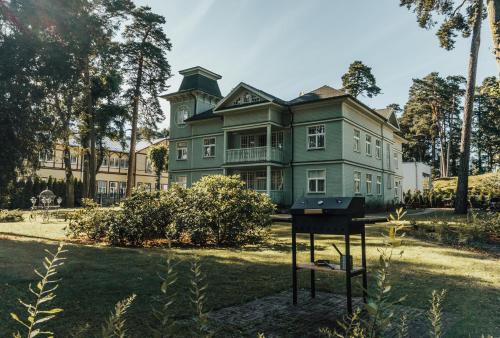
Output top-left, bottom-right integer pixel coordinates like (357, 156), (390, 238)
(428, 290), (447, 338)
(148, 143), (169, 190)
(341, 61), (381, 98)
(0, 209), (24, 223)
(150, 255), (177, 338)
(178, 175), (275, 246)
(101, 294), (137, 338)
(10, 243), (67, 338)
(68, 175), (274, 247)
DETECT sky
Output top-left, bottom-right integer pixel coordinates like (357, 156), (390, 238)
(136, 0), (498, 129)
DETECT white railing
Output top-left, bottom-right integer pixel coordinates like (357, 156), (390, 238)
(225, 147), (284, 163)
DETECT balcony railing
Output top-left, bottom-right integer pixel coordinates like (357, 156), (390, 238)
(225, 146), (284, 163)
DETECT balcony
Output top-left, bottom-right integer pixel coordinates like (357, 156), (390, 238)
(225, 146), (284, 164)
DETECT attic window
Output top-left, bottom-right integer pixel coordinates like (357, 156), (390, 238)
(232, 91), (261, 106)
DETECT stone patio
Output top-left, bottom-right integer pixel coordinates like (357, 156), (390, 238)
(207, 290), (453, 337)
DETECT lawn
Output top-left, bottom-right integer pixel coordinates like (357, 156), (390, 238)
(0, 213), (499, 337)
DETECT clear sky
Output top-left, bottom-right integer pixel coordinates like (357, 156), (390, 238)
(136, 0), (498, 128)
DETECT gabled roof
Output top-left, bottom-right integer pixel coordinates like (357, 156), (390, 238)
(375, 108), (400, 129)
(213, 82), (287, 111)
(68, 137), (167, 153)
(184, 108), (219, 122)
(288, 85), (347, 105)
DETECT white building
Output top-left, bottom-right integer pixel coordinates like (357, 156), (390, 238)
(402, 161), (432, 193)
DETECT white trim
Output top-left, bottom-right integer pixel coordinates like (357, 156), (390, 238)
(306, 124), (326, 150)
(353, 129), (360, 153)
(213, 83), (274, 111)
(202, 137), (216, 158)
(353, 171), (361, 194)
(307, 169), (326, 194)
(366, 173), (373, 195)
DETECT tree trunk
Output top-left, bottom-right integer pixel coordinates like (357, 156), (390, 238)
(63, 143), (75, 208)
(126, 54), (144, 197)
(486, 0), (500, 73)
(87, 57), (96, 199)
(455, 0), (483, 214)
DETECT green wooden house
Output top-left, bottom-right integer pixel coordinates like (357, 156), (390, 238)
(162, 66), (405, 207)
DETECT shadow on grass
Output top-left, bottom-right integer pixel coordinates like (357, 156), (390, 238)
(1, 237), (498, 337)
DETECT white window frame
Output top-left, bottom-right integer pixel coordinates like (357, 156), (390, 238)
(354, 171), (361, 194)
(375, 139), (381, 159)
(101, 156), (108, 167)
(145, 158), (152, 173)
(70, 153), (78, 165)
(365, 135), (372, 156)
(110, 157), (119, 168)
(176, 141), (188, 160)
(394, 152), (399, 169)
(307, 125), (325, 150)
(175, 176), (187, 189)
(366, 174), (372, 195)
(119, 182), (127, 196)
(109, 181), (118, 194)
(120, 157), (128, 169)
(353, 129), (360, 152)
(203, 137), (216, 158)
(176, 106), (188, 126)
(272, 131), (284, 148)
(240, 135), (256, 148)
(307, 169), (326, 193)
(386, 144), (391, 169)
(376, 176), (382, 195)
(97, 180), (107, 194)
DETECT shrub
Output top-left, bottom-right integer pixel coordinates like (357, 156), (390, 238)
(0, 209), (24, 222)
(177, 175), (275, 246)
(67, 199), (111, 241)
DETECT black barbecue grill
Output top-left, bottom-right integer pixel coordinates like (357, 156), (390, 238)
(290, 196), (385, 314)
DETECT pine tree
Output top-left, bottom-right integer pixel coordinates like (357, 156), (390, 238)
(341, 61), (381, 98)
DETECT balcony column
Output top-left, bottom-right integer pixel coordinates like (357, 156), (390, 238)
(266, 124), (272, 161)
(266, 165), (271, 196)
(223, 130), (228, 163)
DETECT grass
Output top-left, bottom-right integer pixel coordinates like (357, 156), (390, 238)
(0, 216), (499, 337)
(433, 172), (500, 193)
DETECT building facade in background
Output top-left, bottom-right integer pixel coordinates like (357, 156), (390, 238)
(36, 138), (169, 199)
(163, 66), (404, 207)
(401, 161), (432, 193)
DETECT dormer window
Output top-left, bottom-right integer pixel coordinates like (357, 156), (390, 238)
(177, 105), (188, 126)
(243, 92), (251, 103)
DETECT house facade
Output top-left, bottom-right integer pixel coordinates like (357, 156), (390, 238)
(164, 66), (404, 207)
(402, 161), (432, 193)
(35, 138), (169, 197)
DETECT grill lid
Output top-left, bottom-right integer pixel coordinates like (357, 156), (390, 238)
(290, 197), (365, 216)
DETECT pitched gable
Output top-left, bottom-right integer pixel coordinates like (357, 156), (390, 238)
(213, 82), (285, 111)
(375, 108), (400, 130)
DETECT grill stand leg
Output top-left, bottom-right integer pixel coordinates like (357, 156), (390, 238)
(345, 232), (352, 314)
(361, 225), (368, 304)
(292, 225), (297, 305)
(310, 232), (315, 299)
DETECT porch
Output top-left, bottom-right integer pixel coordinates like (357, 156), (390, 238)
(224, 125), (287, 164)
(227, 167), (286, 205)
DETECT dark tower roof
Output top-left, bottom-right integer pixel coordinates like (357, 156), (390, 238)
(176, 66), (222, 98)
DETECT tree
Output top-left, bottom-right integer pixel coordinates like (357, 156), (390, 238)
(341, 61), (381, 98)
(122, 6), (172, 197)
(148, 143), (169, 190)
(401, 0), (485, 214)
(473, 76), (500, 172)
(486, 0), (500, 72)
(399, 73), (465, 177)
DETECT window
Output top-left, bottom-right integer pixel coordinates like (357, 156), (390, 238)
(366, 174), (372, 195)
(39, 150), (54, 163)
(120, 157), (128, 169)
(97, 180), (107, 194)
(365, 135), (372, 156)
(375, 139), (381, 159)
(387, 174), (392, 188)
(70, 153), (78, 165)
(394, 152), (399, 169)
(175, 176), (187, 189)
(307, 125), (325, 150)
(386, 144), (391, 169)
(109, 181), (118, 195)
(395, 181), (400, 200)
(241, 135), (256, 148)
(102, 156), (108, 167)
(272, 131), (284, 148)
(307, 170), (326, 193)
(145, 158), (152, 173)
(353, 130), (360, 152)
(144, 183), (152, 192)
(354, 171), (361, 194)
(271, 170), (284, 191)
(376, 176), (382, 195)
(176, 141), (188, 160)
(176, 106), (188, 126)
(203, 137), (216, 158)
(119, 182), (127, 196)
(161, 184), (168, 190)
(110, 157), (119, 168)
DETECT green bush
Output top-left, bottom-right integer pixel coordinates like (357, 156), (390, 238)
(68, 175), (275, 247)
(0, 209), (24, 222)
(177, 175), (275, 246)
